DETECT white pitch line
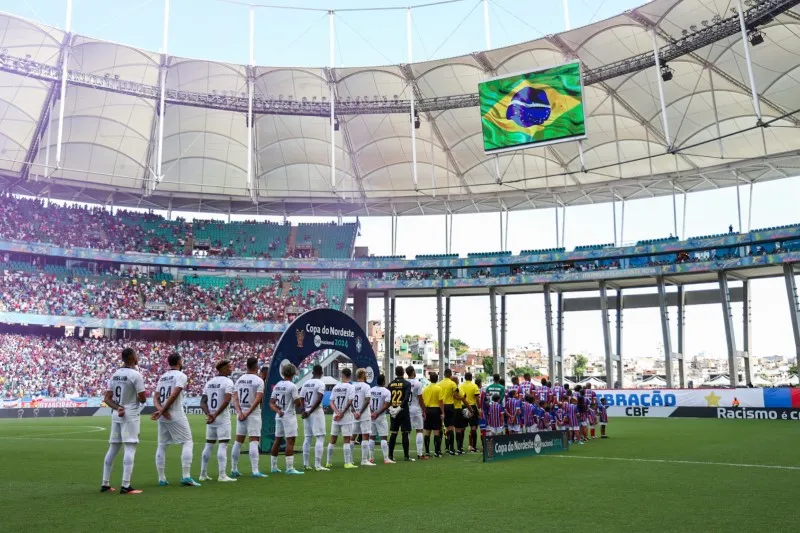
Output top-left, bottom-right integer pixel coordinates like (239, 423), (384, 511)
(0, 426), (106, 439)
(552, 454), (800, 471)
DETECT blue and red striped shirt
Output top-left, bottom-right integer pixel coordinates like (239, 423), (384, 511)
(598, 404), (608, 423)
(551, 386), (565, 402)
(518, 381), (533, 398)
(506, 397), (521, 424)
(537, 386), (550, 403)
(485, 402), (504, 428)
(522, 402), (537, 427)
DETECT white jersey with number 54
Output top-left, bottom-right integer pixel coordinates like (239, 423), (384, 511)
(271, 380), (299, 419)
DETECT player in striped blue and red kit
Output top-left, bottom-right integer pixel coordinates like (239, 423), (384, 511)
(598, 397), (609, 439)
(484, 394), (505, 436)
(505, 390), (522, 433)
(522, 396), (537, 433)
(518, 374), (534, 399)
(551, 383), (566, 403)
(536, 378), (551, 405)
(587, 401), (598, 439)
(564, 395), (581, 444)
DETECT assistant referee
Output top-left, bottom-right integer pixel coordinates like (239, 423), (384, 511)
(439, 369), (457, 456)
(422, 372), (444, 458)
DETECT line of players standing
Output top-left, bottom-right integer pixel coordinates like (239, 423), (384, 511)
(97, 347), (609, 494)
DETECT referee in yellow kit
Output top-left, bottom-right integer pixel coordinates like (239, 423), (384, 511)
(422, 373), (444, 458)
(439, 369), (458, 456)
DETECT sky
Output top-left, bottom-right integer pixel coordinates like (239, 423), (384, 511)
(2, 0), (799, 361)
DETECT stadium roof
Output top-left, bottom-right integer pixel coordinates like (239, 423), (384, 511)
(0, 0), (799, 217)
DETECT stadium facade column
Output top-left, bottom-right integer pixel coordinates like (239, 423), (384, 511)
(353, 291), (368, 335)
(499, 293), (507, 378)
(615, 289), (623, 388)
(489, 287), (498, 376)
(783, 265), (800, 363)
(444, 296), (451, 371)
(718, 272), (739, 387)
(656, 277), (675, 388)
(544, 285), (556, 383)
(556, 291), (564, 383)
(599, 281), (614, 389)
(742, 280), (753, 386)
(676, 285), (686, 388)
(383, 292), (393, 378)
(54, 0), (73, 169)
(246, 6), (255, 202)
(437, 289), (444, 376)
(390, 296), (397, 373)
(735, 0), (763, 123)
(154, 0), (170, 192)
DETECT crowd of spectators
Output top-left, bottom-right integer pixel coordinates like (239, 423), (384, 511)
(0, 334), (275, 398)
(0, 270), (338, 322)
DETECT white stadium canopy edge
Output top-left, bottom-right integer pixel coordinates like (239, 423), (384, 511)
(0, 0), (799, 217)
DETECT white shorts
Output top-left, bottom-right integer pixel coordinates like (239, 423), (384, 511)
(372, 416), (389, 437)
(580, 420), (588, 427)
(600, 422), (607, 427)
(331, 420), (353, 438)
(524, 425), (537, 433)
(236, 413), (262, 437)
(158, 418), (193, 445)
(275, 415), (298, 438)
(409, 410), (424, 431)
(486, 426), (504, 436)
(353, 418), (372, 436)
(508, 424), (520, 433)
(556, 425), (565, 431)
(303, 411), (326, 437)
(571, 426), (580, 431)
(206, 421), (232, 441)
(109, 419), (140, 444)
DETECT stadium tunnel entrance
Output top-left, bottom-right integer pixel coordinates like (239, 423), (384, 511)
(261, 308), (378, 451)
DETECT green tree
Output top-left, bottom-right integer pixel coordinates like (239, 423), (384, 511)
(450, 338), (469, 356)
(573, 354), (588, 379)
(483, 356), (494, 375)
(512, 366), (541, 377)
(790, 364), (797, 375)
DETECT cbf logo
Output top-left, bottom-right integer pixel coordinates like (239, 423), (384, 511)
(314, 335), (322, 348)
(533, 433), (542, 454)
(355, 337), (362, 354)
(365, 367), (374, 384)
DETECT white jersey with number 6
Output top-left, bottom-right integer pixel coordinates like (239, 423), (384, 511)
(407, 378), (423, 414)
(235, 374), (265, 414)
(155, 370), (188, 420)
(202, 376), (234, 426)
(107, 367), (145, 422)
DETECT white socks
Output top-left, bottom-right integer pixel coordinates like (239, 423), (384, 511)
(368, 440), (375, 461)
(217, 443), (228, 476)
(155, 444), (167, 482)
(271, 456), (278, 471)
(314, 437), (324, 468)
(286, 455), (294, 471)
(200, 443), (213, 476)
(249, 441), (259, 473)
(360, 441), (369, 464)
(327, 443), (335, 465)
(122, 443), (136, 487)
(303, 436), (312, 467)
(181, 442), (193, 479)
(343, 441), (352, 464)
(416, 433), (424, 457)
(231, 441), (241, 471)
(380, 440), (389, 460)
(102, 442), (121, 486)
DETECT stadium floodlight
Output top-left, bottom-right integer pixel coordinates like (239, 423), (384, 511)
(413, 110), (420, 129)
(660, 64), (674, 82)
(748, 29), (765, 46)
(333, 117), (340, 131)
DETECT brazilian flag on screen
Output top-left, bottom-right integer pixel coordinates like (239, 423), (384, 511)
(479, 62), (586, 153)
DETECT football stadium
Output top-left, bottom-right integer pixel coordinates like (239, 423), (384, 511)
(0, 0), (799, 530)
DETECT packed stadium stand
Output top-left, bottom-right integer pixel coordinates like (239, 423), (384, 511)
(0, 335), (275, 398)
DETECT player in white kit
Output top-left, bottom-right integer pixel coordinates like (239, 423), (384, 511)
(369, 374), (393, 464)
(199, 360), (236, 482)
(231, 357), (267, 478)
(152, 353), (200, 487)
(269, 362), (304, 475)
(352, 368), (374, 467)
(405, 366), (427, 460)
(300, 364), (328, 471)
(326, 368), (356, 469)
(101, 347), (146, 494)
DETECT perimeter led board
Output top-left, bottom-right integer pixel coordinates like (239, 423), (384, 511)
(479, 61), (586, 154)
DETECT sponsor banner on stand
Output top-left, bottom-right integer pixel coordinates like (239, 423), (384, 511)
(596, 388), (765, 409)
(672, 407), (800, 420)
(0, 407), (104, 419)
(607, 406), (678, 418)
(484, 431), (569, 462)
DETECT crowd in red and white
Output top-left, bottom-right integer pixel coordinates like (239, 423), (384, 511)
(0, 335), (275, 398)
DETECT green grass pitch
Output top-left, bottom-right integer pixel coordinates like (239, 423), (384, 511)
(0, 416), (798, 532)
